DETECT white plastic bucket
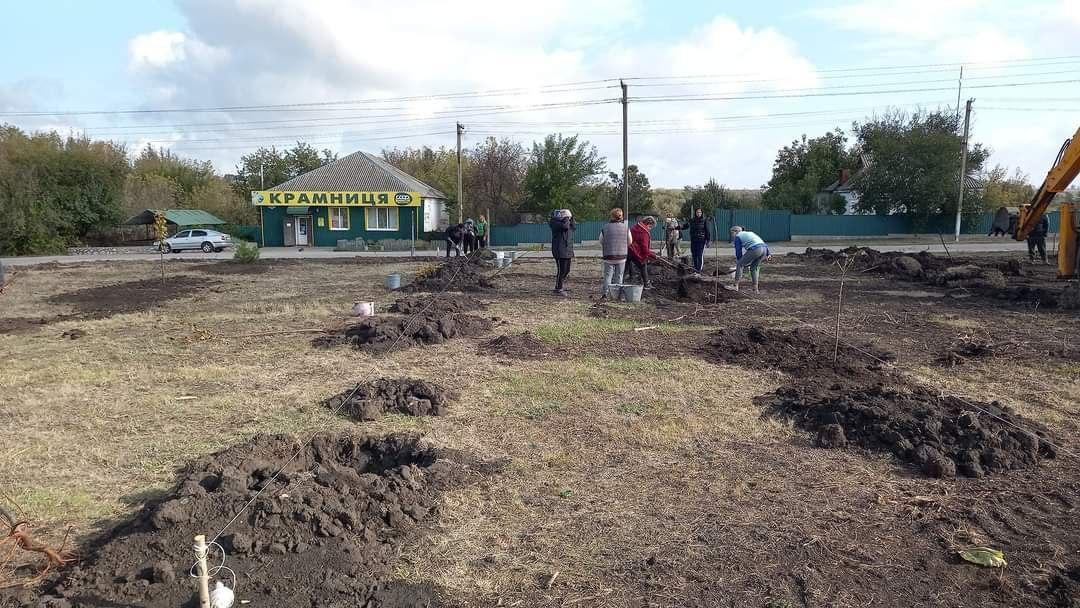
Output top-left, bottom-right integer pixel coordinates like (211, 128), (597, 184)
(620, 284), (643, 302)
(385, 273), (401, 289)
(352, 301), (375, 317)
(494, 251), (505, 260)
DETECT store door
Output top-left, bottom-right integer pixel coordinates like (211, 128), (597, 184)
(283, 217), (296, 246)
(295, 216), (311, 246)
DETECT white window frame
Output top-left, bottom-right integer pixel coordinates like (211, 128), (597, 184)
(365, 207), (399, 231)
(329, 207), (350, 231)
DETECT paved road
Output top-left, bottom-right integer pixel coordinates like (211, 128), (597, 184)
(0, 240), (1035, 267)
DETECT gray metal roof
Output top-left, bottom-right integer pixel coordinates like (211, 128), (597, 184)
(269, 151), (447, 199)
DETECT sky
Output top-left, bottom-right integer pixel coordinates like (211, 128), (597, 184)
(1, 0), (1078, 188)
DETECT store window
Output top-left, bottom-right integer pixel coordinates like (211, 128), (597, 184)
(329, 207), (350, 230)
(365, 207), (399, 231)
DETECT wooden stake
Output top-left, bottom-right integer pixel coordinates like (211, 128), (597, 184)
(194, 534), (211, 608)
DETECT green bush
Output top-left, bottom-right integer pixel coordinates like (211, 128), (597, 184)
(367, 240), (384, 251)
(233, 240), (260, 263)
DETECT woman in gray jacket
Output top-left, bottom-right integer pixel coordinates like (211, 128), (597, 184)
(598, 207), (632, 299)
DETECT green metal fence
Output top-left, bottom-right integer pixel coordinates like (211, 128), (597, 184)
(486, 210), (1060, 247)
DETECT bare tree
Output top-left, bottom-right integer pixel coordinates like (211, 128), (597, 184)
(466, 137), (526, 223)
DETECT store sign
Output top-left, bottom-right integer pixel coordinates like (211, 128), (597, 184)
(251, 191), (421, 207)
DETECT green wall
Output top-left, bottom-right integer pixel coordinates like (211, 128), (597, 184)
(260, 206), (421, 247)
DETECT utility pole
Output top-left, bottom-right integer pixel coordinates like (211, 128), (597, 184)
(456, 122), (465, 224)
(954, 98), (974, 242)
(259, 162), (265, 189)
(621, 80), (629, 222)
(954, 66), (963, 122)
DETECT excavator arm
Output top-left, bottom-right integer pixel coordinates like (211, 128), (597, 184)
(1015, 127), (1080, 241)
(1014, 127), (1080, 280)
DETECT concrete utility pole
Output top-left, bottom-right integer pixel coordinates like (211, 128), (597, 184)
(954, 98), (974, 242)
(456, 122), (465, 224)
(621, 80), (629, 221)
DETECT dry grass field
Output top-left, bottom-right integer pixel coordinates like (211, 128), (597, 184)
(1, 254), (1078, 607)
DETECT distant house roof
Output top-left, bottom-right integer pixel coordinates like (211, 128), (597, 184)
(125, 209), (227, 226)
(269, 151), (448, 199)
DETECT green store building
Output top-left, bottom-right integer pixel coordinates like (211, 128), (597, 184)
(252, 151), (448, 247)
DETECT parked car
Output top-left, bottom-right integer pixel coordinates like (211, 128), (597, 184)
(159, 229), (233, 253)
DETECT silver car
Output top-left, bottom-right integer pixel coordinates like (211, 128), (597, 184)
(160, 229), (233, 253)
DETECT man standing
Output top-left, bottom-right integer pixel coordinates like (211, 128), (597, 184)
(599, 208), (632, 299)
(475, 215), (488, 249)
(663, 218), (682, 259)
(1028, 214), (1050, 264)
(628, 216), (658, 288)
(730, 225), (769, 293)
(682, 208), (711, 273)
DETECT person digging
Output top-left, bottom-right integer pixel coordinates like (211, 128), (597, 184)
(628, 216), (659, 289)
(730, 225), (769, 293)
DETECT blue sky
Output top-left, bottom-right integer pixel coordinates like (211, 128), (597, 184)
(2, 0), (1078, 187)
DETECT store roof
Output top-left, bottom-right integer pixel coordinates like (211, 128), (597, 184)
(125, 209), (227, 226)
(269, 151), (448, 199)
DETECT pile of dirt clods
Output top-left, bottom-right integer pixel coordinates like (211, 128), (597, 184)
(765, 384), (1058, 479)
(389, 293), (486, 316)
(403, 257), (495, 293)
(314, 295), (496, 352)
(32, 433), (459, 607)
(325, 378), (455, 421)
(793, 247), (1008, 289)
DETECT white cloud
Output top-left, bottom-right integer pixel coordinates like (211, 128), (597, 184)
(129, 31), (187, 69)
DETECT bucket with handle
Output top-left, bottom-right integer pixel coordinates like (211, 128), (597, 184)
(494, 251), (505, 260)
(385, 273), (401, 290)
(619, 284), (643, 302)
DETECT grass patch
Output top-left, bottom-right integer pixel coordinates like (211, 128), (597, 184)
(533, 318), (697, 346)
(619, 402), (648, 416)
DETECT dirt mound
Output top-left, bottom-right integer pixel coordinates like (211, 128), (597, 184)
(404, 257), (495, 293)
(701, 326), (894, 379)
(763, 384), (1057, 478)
(647, 258), (738, 303)
(479, 331), (563, 358)
(48, 276), (222, 318)
(34, 432), (465, 607)
(324, 379), (454, 420)
(390, 294), (486, 316)
(935, 338), (994, 366)
(314, 313), (494, 352)
(0, 315), (78, 335)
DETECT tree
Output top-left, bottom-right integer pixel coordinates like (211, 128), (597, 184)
(982, 164), (1034, 210)
(761, 129), (855, 214)
(133, 144), (214, 197)
(382, 146), (462, 219)
(851, 109), (990, 224)
(0, 126), (127, 254)
(606, 164), (653, 214)
(651, 188), (687, 219)
(234, 142), (336, 196)
(680, 178), (734, 219)
(465, 137), (526, 222)
(522, 134), (606, 217)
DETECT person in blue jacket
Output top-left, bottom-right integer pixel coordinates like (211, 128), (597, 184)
(730, 225), (769, 293)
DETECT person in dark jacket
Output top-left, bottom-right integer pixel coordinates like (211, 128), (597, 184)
(445, 223), (465, 258)
(681, 208), (711, 273)
(549, 209), (575, 295)
(627, 216), (658, 288)
(1028, 214), (1050, 264)
(989, 206), (1010, 237)
(462, 219), (478, 255)
(598, 207), (632, 299)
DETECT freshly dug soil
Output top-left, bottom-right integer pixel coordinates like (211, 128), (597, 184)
(48, 276), (222, 318)
(479, 331), (564, 359)
(646, 258), (738, 303)
(701, 325), (895, 380)
(763, 383), (1058, 478)
(404, 257), (495, 293)
(313, 313), (494, 352)
(31, 433), (463, 607)
(324, 379), (455, 421)
(390, 294), (486, 316)
(935, 339), (994, 366)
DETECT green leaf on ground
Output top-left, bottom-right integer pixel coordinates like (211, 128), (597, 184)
(959, 547), (1007, 568)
